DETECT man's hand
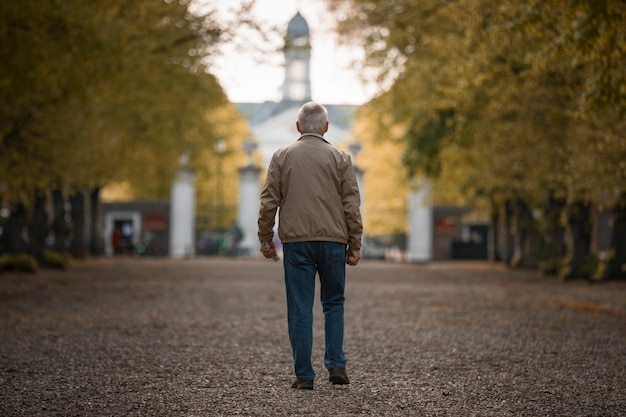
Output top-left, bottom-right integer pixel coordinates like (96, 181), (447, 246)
(261, 241), (279, 262)
(347, 248), (360, 266)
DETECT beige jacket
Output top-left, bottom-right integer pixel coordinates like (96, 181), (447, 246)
(258, 134), (363, 250)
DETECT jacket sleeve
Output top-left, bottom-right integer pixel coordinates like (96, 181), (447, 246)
(257, 154), (281, 243)
(341, 153), (363, 250)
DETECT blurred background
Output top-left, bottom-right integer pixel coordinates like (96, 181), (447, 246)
(1, 0), (624, 280)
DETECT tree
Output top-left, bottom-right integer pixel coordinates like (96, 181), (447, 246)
(329, 0), (626, 277)
(0, 0), (253, 259)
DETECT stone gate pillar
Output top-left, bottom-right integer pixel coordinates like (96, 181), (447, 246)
(237, 140), (261, 256)
(407, 178), (432, 262)
(170, 153), (196, 257)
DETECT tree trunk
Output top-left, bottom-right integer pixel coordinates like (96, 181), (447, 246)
(26, 194), (49, 262)
(504, 200), (516, 265)
(540, 193), (566, 275)
(69, 191), (87, 258)
(51, 189), (69, 252)
(489, 200), (502, 262)
(568, 201), (592, 278)
(88, 187), (101, 256)
(516, 199), (537, 269)
(606, 193), (626, 280)
(0, 202), (28, 254)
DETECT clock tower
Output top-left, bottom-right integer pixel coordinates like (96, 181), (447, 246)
(282, 12), (311, 102)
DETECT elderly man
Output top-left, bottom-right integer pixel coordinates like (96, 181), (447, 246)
(258, 101), (363, 390)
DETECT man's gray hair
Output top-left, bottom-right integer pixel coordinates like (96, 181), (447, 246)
(297, 102), (328, 134)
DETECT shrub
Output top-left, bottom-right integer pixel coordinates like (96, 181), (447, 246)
(583, 250), (615, 282)
(43, 250), (70, 269)
(0, 253), (38, 272)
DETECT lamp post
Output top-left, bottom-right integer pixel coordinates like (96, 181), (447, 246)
(215, 138), (227, 230)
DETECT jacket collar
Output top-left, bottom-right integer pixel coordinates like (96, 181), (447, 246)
(298, 133), (329, 143)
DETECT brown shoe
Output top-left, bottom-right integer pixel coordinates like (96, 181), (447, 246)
(291, 378), (314, 390)
(328, 368), (350, 385)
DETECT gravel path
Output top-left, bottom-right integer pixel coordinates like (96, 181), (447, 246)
(1, 257), (625, 416)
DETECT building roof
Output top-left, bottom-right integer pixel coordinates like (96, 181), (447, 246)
(287, 12), (309, 39)
(236, 101), (358, 131)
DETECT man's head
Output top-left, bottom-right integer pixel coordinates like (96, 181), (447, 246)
(297, 101), (329, 135)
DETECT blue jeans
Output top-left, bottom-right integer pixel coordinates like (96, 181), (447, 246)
(283, 241), (347, 380)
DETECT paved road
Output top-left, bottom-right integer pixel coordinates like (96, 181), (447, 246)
(1, 258), (625, 416)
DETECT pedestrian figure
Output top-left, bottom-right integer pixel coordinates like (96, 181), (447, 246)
(257, 101), (363, 390)
(111, 227), (122, 255)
